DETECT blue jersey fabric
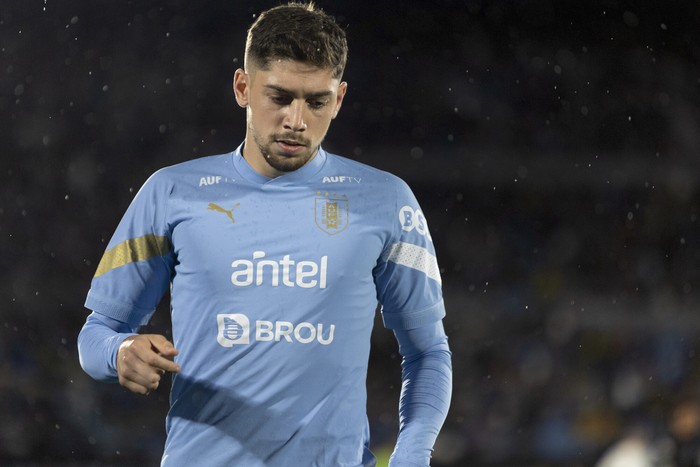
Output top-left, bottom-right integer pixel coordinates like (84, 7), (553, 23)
(81, 144), (448, 466)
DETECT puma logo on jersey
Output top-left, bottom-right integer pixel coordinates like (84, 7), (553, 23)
(208, 202), (240, 224)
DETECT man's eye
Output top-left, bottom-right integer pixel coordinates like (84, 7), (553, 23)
(271, 96), (291, 105)
(308, 100), (327, 109)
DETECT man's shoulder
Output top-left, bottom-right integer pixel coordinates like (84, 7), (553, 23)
(143, 152), (234, 188)
(157, 152), (233, 176)
(323, 150), (407, 188)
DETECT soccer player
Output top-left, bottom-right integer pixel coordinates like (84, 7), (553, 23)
(77, 3), (452, 466)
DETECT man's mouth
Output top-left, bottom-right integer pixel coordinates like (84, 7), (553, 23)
(276, 139), (306, 147)
(274, 138), (309, 155)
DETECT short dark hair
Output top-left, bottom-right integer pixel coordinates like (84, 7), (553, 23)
(245, 2), (348, 79)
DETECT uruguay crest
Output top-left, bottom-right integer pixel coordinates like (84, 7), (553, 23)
(315, 192), (349, 235)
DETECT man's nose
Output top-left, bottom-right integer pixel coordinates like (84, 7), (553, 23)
(284, 100), (307, 131)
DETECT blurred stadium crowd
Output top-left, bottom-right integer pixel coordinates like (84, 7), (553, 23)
(2, 1), (700, 465)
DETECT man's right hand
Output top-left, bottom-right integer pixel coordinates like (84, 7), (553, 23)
(116, 334), (180, 395)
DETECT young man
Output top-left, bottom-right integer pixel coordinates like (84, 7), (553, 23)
(77, 3), (452, 466)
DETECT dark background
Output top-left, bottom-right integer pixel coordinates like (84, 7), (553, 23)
(2, 0), (700, 465)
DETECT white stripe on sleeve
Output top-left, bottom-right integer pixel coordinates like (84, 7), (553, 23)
(384, 241), (442, 285)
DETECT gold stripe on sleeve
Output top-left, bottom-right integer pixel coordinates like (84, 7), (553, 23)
(94, 234), (170, 278)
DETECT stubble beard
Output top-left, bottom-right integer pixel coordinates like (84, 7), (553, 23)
(251, 128), (319, 174)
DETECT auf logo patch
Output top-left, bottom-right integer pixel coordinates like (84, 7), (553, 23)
(208, 202), (240, 224)
(314, 192), (349, 235)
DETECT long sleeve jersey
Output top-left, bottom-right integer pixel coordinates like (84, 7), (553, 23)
(78, 144), (451, 466)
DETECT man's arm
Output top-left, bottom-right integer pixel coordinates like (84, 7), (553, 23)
(77, 311), (179, 394)
(78, 312), (137, 382)
(389, 319), (452, 467)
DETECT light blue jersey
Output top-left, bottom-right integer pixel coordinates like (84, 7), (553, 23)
(83, 144), (446, 466)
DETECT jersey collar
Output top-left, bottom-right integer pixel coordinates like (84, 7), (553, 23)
(232, 142), (327, 186)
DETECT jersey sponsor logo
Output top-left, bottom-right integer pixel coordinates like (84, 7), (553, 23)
(217, 313), (335, 346)
(231, 251), (328, 288)
(315, 192), (349, 235)
(208, 202), (240, 224)
(217, 313), (250, 346)
(321, 176), (361, 184)
(399, 205), (431, 239)
(199, 175), (222, 186)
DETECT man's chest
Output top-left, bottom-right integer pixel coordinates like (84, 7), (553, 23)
(167, 184), (390, 289)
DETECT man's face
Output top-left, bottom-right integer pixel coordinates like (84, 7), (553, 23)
(234, 60), (347, 178)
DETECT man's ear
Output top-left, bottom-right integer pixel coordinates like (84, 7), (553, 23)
(233, 68), (249, 108)
(332, 81), (348, 119)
